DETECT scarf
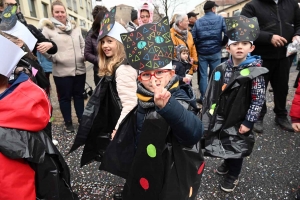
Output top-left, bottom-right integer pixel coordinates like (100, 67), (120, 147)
(173, 23), (188, 42)
(137, 75), (180, 109)
(50, 17), (72, 33)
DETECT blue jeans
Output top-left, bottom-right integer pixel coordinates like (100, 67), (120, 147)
(54, 74), (86, 124)
(198, 52), (221, 99)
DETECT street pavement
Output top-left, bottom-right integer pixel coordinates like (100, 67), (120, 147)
(50, 63), (300, 199)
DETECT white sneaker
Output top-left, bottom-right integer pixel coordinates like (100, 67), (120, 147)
(52, 139), (58, 145)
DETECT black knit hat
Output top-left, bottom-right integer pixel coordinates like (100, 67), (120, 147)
(131, 9), (138, 21)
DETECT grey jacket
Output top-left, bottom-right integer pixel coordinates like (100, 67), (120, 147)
(42, 19), (86, 77)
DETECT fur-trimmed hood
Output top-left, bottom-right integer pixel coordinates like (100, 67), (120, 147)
(38, 18), (77, 30)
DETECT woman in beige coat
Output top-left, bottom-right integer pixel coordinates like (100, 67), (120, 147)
(42, 0), (86, 132)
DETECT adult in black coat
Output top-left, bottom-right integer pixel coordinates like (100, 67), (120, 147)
(241, 0), (300, 133)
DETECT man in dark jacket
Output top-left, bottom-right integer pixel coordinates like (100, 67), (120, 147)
(241, 0), (300, 133)
(192, 1), (226, 102)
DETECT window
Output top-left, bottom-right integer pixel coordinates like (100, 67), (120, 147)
(69, 15), (77, 23)
(67, 0), (72, 10)
(73, 0), (77, 12)
(233, 9), (240, 16)
(80, 19), (86, 28)
(88, 2), (92, 20)
(79, 0), (83, 7)
(85, 0), (89, 20)
(42, 3), (48, 18)
(28, 0), (37, 18)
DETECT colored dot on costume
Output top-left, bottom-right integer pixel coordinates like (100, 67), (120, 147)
(147, 144), (156, 158)
(240, 68), (250, 76)
(222, 84), (227, 91)
(137, 41), (147, 49)
(155, 36), (164, 44)
(189, 187), (193, 197)
(214, 71), (221, 81)
(209, 103), (216, 115)
(140, 178), (149, 190)
(197, 162), (205, 174)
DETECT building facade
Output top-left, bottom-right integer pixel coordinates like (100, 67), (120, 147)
(217, 0), (250, 17)
(195, 0), (249, 18)
(16, 0), (93, 36)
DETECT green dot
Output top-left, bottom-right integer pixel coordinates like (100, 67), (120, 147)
(240, 68), (250, 76)
(147, 144), (156, 158)
(209, 103), (217, 115)
(211, 103), (216, 109)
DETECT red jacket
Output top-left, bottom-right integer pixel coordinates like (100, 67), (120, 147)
(0, 75), (51, 200)
(290, 77), (300, 123)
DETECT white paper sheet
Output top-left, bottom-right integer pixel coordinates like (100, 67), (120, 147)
(3, 21), (37, 51)
(0, 35), (27, 77)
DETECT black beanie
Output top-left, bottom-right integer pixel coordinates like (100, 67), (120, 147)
(131, 9), (137, 21)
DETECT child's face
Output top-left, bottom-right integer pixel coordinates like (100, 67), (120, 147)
(180, 51), (189, 61)
(226, 41), (255, 60)
(140, 10), (150, 24)
(139, 69), (175, 92)
(101, 36), (118, 58)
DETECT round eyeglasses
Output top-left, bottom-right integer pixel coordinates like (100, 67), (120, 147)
(139, 70), (169, 81)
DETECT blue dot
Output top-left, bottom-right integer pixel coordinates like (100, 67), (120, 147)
(155, 36), (164, 44)
(214, 71), (221, 81)
(137, 41), (146, 49)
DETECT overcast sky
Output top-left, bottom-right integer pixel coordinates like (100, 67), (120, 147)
(93, 0), (205, 15)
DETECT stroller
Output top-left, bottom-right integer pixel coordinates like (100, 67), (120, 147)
(83, 82), (93, 99)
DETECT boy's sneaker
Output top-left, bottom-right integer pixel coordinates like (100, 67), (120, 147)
(220, 174), (239, 192)
(65, 122), (74, 133)
(216, 162), (229, 175)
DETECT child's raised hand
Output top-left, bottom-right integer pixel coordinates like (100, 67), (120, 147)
(292, 123), (300, 132)
(239, 124), (250, 134)
(152, 79), (171, 109)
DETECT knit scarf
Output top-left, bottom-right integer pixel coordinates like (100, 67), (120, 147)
(137, 75), (180, 108)
(50, 17), (72, 33)
(173, 23), (188, 42)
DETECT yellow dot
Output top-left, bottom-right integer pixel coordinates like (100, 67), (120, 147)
(189, 187), (193, 197)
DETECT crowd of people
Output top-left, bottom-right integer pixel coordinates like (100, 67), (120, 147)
(0, 0), (300, 199)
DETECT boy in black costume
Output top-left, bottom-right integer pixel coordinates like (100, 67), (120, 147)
(100, 17), (205, 200)
(201, 15), (268, 192)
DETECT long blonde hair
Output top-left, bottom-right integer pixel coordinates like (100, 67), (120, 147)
(97, 37), (126, 76)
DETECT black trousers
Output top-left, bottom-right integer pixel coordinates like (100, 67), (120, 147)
(260, 57), (290, 118)
(224, 158), (244, 177)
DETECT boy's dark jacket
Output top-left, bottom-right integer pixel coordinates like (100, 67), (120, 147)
(173, 60), (192, 84)
(0, 73), (78, 200)
(100, 79), (204, 200)
(201, 60), (268, 159)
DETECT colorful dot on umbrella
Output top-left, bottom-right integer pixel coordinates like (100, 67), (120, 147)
(214, 71), (221, 81)
(189, 187), (193, 197)
(209, 103), (216, 115)
(140, 177), (149, 190)
(147, 144), (156, 158)
(240, 68), (250, 76)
